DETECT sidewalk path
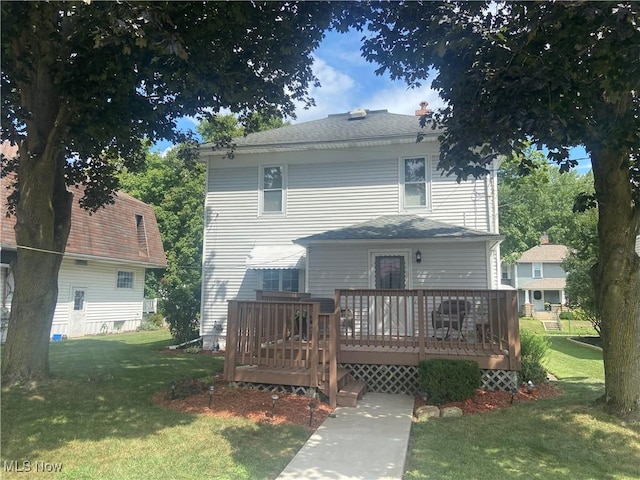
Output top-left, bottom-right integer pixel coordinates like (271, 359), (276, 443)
(277, 393), (415, 480)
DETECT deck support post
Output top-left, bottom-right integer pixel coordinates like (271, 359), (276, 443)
(224, 301), (239, 382)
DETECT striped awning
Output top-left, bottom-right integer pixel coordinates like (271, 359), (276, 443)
(246, 244), (306, 269)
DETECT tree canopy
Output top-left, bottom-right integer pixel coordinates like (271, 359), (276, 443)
(357, 1), (640, 417)
(0, 1), (345, 381)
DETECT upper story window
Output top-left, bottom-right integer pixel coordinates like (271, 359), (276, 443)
(117, 271), (134, 289)
(401, 157), (430, 209)
(261, 165), (285, 214)
(532, 262), (543, 278)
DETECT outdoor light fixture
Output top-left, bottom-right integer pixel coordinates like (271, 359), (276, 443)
(308, 401), (317, 427)
(271, 394), (279, 417)
(415, 250), (422, 264)
(208, 385), (215, 408)
(170, 381), (177, 400)
(510, 385), (518, 404)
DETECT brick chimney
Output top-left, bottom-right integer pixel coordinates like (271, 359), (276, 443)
(540, 233), (549, 245)
(415, 101), (432, 116)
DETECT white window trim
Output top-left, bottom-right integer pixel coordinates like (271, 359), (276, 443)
(116, 270), (135, 289)
(258, 164), (287, 216)
(399, 156), (431, 211)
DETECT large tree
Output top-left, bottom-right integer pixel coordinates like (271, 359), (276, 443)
(0, 1), (342, 382)
(498, 146), (594, 263)
(357, 1), (640, 416)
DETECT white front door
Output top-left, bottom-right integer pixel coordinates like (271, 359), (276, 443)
(69, 287), (87, 337)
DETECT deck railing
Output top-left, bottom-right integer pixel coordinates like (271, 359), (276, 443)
(335, 289), (520, 369)
(224, 300), (340, 401)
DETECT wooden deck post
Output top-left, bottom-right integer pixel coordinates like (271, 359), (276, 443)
(506, 291), (521, 370)
(417, 290), (425, 360)
(309, 303), (319, 391)
(328, 311), (338, 408)
(223, 301), (239, 382)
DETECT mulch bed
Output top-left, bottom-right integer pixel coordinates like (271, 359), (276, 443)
(153, 377), (562, 429)
(414, 383), (562, 415)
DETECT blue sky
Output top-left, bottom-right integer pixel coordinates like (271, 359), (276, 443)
(157, 29), (591, 174)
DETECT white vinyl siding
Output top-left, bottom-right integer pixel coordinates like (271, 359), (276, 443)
(200, 141), (498, 346)
(305, 242), (489, 296)
(51, 258), (146, 337)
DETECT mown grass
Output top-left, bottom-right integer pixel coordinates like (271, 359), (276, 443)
(1, 331), (311, 479)
(518, 317), (598, 336)
(404, 335), (640, 480)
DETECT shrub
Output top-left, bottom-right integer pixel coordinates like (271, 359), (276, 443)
(137, 320), (161, 331)
(519, 357), (548, 385)
(417, 359), (481, 405)
(520, 330), (550, 364)
(145, 312), (165, 327)
(167, 377), (206, 400)
(559, 311), (574, 320)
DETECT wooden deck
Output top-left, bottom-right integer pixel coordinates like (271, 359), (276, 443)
(223, 289), (520, 407)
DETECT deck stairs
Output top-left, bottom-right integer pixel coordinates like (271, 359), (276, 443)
(320, 368), (367, 407)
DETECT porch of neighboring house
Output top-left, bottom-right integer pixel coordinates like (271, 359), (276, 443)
(223, 289), (520, 408)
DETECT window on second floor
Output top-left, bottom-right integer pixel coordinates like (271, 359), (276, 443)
(401, 157), (430, 210)
(532, 262), (543, 278)
(260, 165), (285, 214)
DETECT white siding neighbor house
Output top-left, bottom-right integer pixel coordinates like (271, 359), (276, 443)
(1, 164), (167, 342)
(199, 108), (503, 350)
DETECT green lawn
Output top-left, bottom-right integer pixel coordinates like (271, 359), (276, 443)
(1, 331), (311, 479)
(518, 317), (598, 336)
(404, 334), (640, 480)
(3, 326), (638, 479)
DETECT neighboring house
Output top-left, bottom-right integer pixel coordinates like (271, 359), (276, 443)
(1, 158), (167, 341)
(509, 240), (570, 316)
(199, 108), (503, 350)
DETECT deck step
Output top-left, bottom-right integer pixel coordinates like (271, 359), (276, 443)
(337, 380), (367, 407)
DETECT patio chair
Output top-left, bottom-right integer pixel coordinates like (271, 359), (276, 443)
(431, 300), (471, 339)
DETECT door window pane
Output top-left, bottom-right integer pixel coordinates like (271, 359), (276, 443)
(375, 256), (405, 289)
(73, 290), (85, 311)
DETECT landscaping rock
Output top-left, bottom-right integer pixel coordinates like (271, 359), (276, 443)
(414, 405), (440, 420)
(440, 406), (463, 418)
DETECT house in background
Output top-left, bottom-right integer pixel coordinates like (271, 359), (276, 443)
(1, 157), (167, 342)
(508, 237), (570, 317)
(199, 107), (520, 404)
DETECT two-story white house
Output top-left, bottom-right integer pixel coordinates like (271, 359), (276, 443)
(199, 108), (504, 351)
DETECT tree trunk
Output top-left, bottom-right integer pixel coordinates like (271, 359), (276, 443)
(591, 148), (640, 417)
(1, 7), (73, 382)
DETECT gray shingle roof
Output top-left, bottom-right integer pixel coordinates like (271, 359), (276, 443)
(295, 215), (501, 244)
(203, 110), (442, 152)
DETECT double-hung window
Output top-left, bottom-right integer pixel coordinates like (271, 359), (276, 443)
(532, 262), (543, 279)
(401, 157), (430, 209)
(261, 269), (299, 292)
(261, 165), (285, 214)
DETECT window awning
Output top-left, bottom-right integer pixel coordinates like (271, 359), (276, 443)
(246, 244), (306, 270)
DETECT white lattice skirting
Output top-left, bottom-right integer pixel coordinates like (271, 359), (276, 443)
(340, 363), (518, 394)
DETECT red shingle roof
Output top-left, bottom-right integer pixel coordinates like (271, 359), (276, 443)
(1, 148), (166, 268)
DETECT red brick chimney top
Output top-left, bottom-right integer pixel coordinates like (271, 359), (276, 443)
(415, 101), (432, 117)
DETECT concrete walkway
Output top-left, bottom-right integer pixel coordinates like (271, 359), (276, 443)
(277, 393), (415, 480)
